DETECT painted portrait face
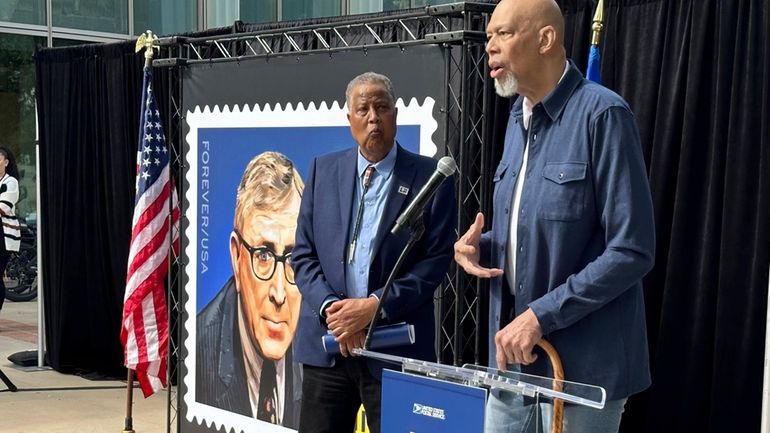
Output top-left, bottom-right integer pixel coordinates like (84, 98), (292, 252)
(347, 82), (398, 163)
(230, 190), (302, 360)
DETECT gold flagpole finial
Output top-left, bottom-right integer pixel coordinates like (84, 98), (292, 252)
(135, 30), (159, 68)
(591, 0), (605, 46)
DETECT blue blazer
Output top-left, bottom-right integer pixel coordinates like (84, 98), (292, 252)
(292, 145), (456, 377)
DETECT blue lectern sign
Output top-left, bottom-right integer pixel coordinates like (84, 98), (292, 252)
(381, 369), (487, 433)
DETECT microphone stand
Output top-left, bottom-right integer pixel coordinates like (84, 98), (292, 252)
(363, 214), (425, 349)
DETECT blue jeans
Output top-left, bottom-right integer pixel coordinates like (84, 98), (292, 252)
(484, 388), (627, 433)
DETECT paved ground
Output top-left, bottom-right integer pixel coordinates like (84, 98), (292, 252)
(0, 299), (169, 433)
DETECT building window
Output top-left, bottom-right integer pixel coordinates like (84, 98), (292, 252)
(0, 33), (45, 219)
(0, 0), (46, 25)
(413, 0), (456, 8)
(52, 0), (128, 34)
(239, 1), (276, 25)
(350, 0), (456, 15)
(134, 0), (197, 36)
(281, 0), (340, 21)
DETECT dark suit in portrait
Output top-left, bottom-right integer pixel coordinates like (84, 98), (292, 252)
(196, 278), (301, 428)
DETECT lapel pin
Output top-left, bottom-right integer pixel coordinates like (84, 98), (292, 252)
(398, 185), (409, 195)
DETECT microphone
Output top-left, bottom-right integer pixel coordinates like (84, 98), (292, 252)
(391, 156), (456, 235)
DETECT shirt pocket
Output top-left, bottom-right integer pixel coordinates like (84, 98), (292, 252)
(539, 162), (587, 221)
(493, 162), (509, 182)
(492, 162), (510, 209)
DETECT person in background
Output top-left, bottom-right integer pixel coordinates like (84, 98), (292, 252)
(454, 0), (656, 432)
(292, 71), (457, 433)
(0, 146), (20, 312)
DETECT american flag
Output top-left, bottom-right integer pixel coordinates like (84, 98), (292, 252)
(121, 66), (180, 398)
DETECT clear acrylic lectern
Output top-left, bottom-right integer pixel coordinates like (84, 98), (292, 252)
(354, 348), (606, 433)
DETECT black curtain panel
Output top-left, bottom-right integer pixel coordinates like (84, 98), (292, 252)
(34, 25), (236, 376)
(35, 42), (145, 376)
(34, 18), (237, 375)
(558, 1), (770, 432)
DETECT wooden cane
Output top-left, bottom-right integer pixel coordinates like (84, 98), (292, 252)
(535, 340), (564, 433)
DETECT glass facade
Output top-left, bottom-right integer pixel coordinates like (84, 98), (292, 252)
(206, 1), (237, 29)
(352, 0), (456, 14)
(412, 0), (456, 7)
(134, 0), (197, 36)
(240, 1), (277, 25)
(0, 33), (45, 219)
(383, 0), (414, 11)
(0, 0), (46, 25)
(282, 0), (340, 21)
(52, 0), (128, 33)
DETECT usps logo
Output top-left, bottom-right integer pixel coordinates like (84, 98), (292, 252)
(412, 403), (446, 420)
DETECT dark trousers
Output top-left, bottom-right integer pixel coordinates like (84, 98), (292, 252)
(0, 248), (9, 311)
(299, 357), (382, 433)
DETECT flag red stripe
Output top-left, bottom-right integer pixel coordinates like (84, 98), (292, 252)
(127, 207), (172, 278)
(130, 179), (171, 242)
(131, 299), (150, 366)
(124, 251), (170, 328)
(152, 277), (169, 365)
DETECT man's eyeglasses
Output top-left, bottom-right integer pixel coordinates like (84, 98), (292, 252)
(233, 229), (295, 285)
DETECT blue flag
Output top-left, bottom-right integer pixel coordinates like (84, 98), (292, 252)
(587, 44), (601, 84)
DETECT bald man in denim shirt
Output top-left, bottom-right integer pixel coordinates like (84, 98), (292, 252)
(454, 1), (655, 432)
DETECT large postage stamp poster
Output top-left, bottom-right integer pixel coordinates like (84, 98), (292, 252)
(179, 45), (447, 433)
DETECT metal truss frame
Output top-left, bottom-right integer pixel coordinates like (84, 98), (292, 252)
(176, 12), (448, 61)
(165, 57), (186, 433)
(156, 3), (497, 431)
(434, 6), (496, 367)
(153, 3), (492, 66)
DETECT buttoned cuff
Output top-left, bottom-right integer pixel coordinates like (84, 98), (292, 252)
(527, 298), (558, 335)
(320, 295), (341, 318)
(369, 293), (386, 320)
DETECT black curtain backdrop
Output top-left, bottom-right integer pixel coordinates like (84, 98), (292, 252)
(35, 42), (145, 376)
(560, 1), (769, 432)
(33, 1), (769, 432)
(34, 27), (234, 376)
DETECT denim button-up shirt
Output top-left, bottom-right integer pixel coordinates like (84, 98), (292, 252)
(481, 61), (655, 399)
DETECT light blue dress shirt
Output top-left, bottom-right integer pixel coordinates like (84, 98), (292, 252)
(319, 144), (398, 317)
(345, 144), (397, 299)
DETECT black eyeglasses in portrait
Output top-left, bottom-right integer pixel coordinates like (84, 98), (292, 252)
(233, 228), (295, 285)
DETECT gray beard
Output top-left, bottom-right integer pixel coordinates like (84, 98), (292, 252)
(494, 71), (518, 97)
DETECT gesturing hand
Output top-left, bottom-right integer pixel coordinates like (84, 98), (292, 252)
(326, 297), (378, 339)
(495, 308), (543, 370)
(454, 212), (504, 278)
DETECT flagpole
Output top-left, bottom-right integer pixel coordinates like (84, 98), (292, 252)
(586, 0), (604, 84)
(124, 369), (135, 433)
(591, 0), (604, 46)
(762, 264), (770, 433)
(123, 29), (159, 433)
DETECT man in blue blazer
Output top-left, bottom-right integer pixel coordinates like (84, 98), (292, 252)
(455, 1), (655, 432)
(292, 72), (456, 433)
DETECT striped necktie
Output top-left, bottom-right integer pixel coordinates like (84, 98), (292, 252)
(348, 165), (375, 263)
